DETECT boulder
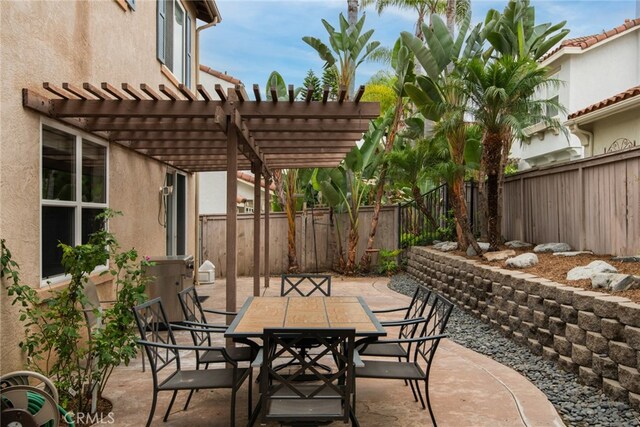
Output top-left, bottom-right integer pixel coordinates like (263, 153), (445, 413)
(505, 253), (539, 268)
(567, 260), (618, 281)
(483, 250), (516, 262)
(534, 243), (572, 253)
(553, 251), (594, 257)
(433, 241), (458, 252)
(592, 274), (639, 292)
(611, 256), (640, 263)
(466, 242), (491, 256)
(505, 240), (532, 249)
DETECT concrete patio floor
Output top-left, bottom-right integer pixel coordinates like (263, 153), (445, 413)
(107, 276), (564, 426)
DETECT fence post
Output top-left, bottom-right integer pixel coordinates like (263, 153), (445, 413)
(578, 166), (585, 250)
(519, 177), (525, 241)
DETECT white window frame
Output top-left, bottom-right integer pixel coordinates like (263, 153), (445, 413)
(40, 118), (109, 286)
(165, 169), (188, 256)
(166, 0), (186, 83)
(546, 70), (560, 119)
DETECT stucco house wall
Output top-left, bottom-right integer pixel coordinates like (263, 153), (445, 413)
(512, 21), (640, 169)
(591, 109), (640, 154)
(0, 1), (205, 372)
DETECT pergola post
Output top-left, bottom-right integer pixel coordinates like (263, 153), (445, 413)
(264, 175), (271, 289)
(253, 162), (261, 296)
(226, 123), (238, 330)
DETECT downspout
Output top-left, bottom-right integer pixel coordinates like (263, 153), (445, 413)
(193, 11), (221, 285)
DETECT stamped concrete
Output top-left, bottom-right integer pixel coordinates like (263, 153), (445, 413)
(107, 276), (564, 426)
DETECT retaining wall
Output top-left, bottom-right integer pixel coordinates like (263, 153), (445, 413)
(407, 246), (640, 408)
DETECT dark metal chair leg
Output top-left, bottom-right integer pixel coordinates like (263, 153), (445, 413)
(183, 389), (195, 411)
(248, 368), (253, 418)
(230, 387), (237, 427)
(414, 380), (426, 410)
(408, 378), (418, 402)
(425, 379), (437, 427)
(163, 390), (178, 422)
(145, 391), (158, 427)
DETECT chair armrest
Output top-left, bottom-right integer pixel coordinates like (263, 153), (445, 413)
(182, 320), (227, 330)
(374, 334), (448, 345)
(353, 350), (365, 368)
(251, 348), (264, 368)
(372, 306), (410, 314)
(381, 317), (425, 327)
(169, 323), (228, 333)
(137, 340), (238, 365)
(203, 308), (238, 316)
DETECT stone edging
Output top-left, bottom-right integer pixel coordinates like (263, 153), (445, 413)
(407, 246), (640, 409)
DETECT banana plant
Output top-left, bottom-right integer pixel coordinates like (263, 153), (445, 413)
(303, 13), (381, 98)
(313, 119), (384, 274)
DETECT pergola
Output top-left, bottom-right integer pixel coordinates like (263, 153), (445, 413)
(23, 82), (379, 318)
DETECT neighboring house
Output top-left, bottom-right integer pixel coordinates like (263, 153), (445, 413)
(197, 65), (257, 214)
(0, 0), (220, 372)
(200, 171), (274, 214)
(512, 18), (640, 169)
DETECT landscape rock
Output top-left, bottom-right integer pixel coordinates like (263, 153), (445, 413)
(483, 250), (517, 262)
(567, 261), (618, 281)
(433, 241), (458, 252)
(592, 273), (638, 292)
(553, 251), (594, 257)
(505, 240), (532, 249)
(466, 242), (491, 256)
(534, 242), (572, 253)
(505, 253), (539, 268)
(611, 256), (640, 263)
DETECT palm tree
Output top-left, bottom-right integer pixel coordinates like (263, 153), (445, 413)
(403, 14), (485, 253)
(464, 55), (563, 249)
(303, 13), (381, 99)
(347, 0), (359, 26)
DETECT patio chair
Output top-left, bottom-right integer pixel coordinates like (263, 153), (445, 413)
(133, 298), (251, 427)
(278, 274), (333, 375)
(280, 273), (332, 297)
(359, 284), (432, 360)
(356, 294), (454, 427)
(177, 286), (254, 410)
(249, 328), (362, 426)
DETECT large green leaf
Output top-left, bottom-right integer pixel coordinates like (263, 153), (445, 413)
(302, 37), (336, 68)
(318, 179), (342, 207)
(344, 146), (363, 172)
(400, 31), (439, 79)
(424, 15), (454, 73)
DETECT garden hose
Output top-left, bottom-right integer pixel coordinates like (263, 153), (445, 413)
(1, 386), (74, 427)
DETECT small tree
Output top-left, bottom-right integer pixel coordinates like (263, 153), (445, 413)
(300, 69), (323, 101)
(2, 210), (150, 416)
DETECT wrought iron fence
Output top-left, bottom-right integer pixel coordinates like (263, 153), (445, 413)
(398, 181), (478, 249)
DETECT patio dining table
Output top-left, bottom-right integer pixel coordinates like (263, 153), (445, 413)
(224, 296), (387, 345)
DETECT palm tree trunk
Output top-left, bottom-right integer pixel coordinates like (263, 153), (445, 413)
(450, 176), (481, 254)
(446, 0), (457, 33)
(347, 0), (359, 26)
(477, 158), (488, 241)
(412, 185), (438, 230)
(346, 221), (359, 274)
(285, 172), (299, 272)
(272, 169), (286, 209)
(483, 132), (503, 250)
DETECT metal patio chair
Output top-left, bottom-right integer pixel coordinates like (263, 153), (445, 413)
(359, 284), (432, 360)
(356, 294), (454, 427)
(249, 328), (362, 426)
(133, 298), (251, 427)
(280, 273), (332, 297)
(278, 274), (333, 375)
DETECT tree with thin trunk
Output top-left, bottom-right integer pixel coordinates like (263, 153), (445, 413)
(403, 13), (485, 254)
(360, 38), (415, 271)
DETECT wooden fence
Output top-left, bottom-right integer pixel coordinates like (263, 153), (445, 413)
(503, 146), (640, 255)
(200, 205), (398, 277)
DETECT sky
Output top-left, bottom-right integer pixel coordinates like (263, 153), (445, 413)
(199, 0), (640, 91)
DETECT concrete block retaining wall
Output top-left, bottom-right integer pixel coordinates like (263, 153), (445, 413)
(407, 246), (640, 409)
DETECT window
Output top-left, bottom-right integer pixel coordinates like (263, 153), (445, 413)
(41, 124), (108, 281)
(164, 171), (187, 256)
(157, 0), (192, 87)
(546, 71), (560, 118)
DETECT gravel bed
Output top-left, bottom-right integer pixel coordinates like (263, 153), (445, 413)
(388, 273), (640, 427)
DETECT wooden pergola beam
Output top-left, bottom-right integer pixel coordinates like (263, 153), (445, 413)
(86, 117), (220, 131)
(139, 147), (229, 155)
(125, 140), (228, 149)
(259, 146), (353, 154)
(109, 130), (227, 141)
(256, 140), (357, 148)
(253, 131), (363, 141)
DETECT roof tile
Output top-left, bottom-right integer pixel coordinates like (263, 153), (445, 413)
(567, 85), (640, 120)
(540, 18), (640, 62)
